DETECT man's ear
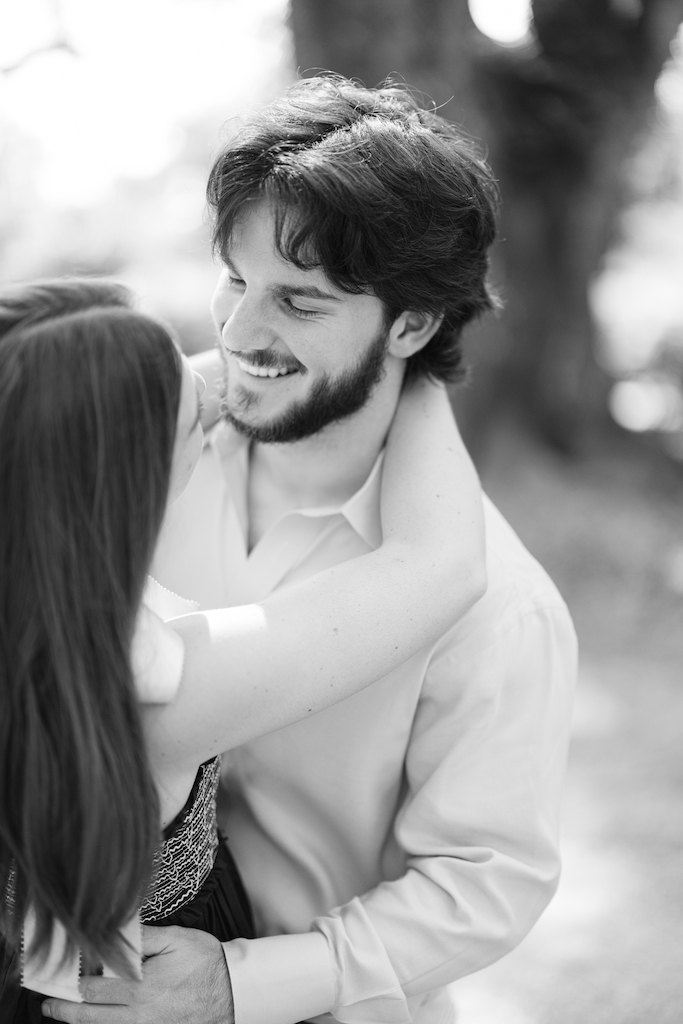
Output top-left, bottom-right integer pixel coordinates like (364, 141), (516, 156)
(386, 310), (444, 360)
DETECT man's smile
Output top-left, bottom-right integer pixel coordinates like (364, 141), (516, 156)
(235, 357), (299, 379)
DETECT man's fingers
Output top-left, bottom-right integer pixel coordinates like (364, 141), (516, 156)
(41, 997), (127, 1022)
(79, 976), (136, 1004)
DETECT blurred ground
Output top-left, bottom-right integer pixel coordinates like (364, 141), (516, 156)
(451, 423), (683, 1024)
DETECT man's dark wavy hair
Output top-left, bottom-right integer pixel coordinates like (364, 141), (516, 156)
(207, 74), (500, 383)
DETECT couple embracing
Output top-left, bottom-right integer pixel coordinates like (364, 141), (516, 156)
(0, 75), (576, 1024)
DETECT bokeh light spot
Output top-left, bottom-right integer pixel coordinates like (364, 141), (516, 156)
(468, 0), (533, 46)
(609, 378), (683, 433)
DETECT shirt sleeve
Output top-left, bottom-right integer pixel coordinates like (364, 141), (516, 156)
(312, 597), (578, 1022)
(221, 932), (337, 1024)
(223, 593), (577, 1024)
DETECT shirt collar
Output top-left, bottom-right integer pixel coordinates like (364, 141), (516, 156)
(337, 451), (384, 550)
(209, 424), (384, 551)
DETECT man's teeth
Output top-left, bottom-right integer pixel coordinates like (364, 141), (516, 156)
(236, 359), (296, 378)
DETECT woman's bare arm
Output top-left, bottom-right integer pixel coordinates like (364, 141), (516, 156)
(144, 379), (485, 789)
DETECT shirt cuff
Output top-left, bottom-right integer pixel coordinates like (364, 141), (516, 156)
(222, 932), (336, 1024)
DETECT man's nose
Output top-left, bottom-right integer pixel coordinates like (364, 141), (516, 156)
(220, 289), (273, 355)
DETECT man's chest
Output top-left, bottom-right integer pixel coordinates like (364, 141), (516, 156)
(154, 460), (373, 609)
(245, 459), (294, 551)
(220, 648), (432, 825)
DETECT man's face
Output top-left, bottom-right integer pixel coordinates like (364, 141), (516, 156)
(210, 202), (390, 443)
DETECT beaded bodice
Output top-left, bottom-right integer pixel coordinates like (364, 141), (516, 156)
(139, 757), (221, 923)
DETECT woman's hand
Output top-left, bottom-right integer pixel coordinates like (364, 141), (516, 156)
(188, 347), (223, 432)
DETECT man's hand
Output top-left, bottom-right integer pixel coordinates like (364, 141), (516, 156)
(41, 925), (234, 1024)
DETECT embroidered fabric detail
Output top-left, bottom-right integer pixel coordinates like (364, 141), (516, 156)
(5, 863), (16, 914)
(139, 758), (220, 922)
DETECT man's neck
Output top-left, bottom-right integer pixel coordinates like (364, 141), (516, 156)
(246, 364), (403, 546)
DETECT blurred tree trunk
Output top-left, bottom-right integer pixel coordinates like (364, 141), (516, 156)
(288, 0), (683, 457)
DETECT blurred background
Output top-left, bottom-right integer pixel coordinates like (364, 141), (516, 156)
(2, 0), (682, 1020)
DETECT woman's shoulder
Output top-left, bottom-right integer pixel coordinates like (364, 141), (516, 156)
(131, 577), (199, 704)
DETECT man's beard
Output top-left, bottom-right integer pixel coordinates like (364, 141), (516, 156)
(220, 326), (389, 444)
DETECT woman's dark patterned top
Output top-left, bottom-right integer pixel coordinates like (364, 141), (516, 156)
(140, 757), (221, 923)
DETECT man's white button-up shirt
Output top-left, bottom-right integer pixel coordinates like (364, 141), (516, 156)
(152, 426), (577, 1024)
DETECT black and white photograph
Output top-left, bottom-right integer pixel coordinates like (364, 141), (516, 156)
(1, 2), (682, 1023)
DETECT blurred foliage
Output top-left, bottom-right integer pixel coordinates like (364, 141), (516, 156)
(0, 0), (293, 352)
(592, 45), (683, 456)
(0, 111), (236, 352)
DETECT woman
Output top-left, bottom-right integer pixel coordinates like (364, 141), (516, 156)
(0, 278), (485, 1019)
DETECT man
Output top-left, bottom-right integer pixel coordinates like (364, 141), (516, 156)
(45, 76), (576, 1024)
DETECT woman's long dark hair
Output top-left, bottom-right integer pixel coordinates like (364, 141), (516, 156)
(0, 279), (182, 975)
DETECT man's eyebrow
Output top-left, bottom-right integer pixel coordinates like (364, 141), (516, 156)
(224, 253), (341, 304)
(272, 283), (341, 303)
